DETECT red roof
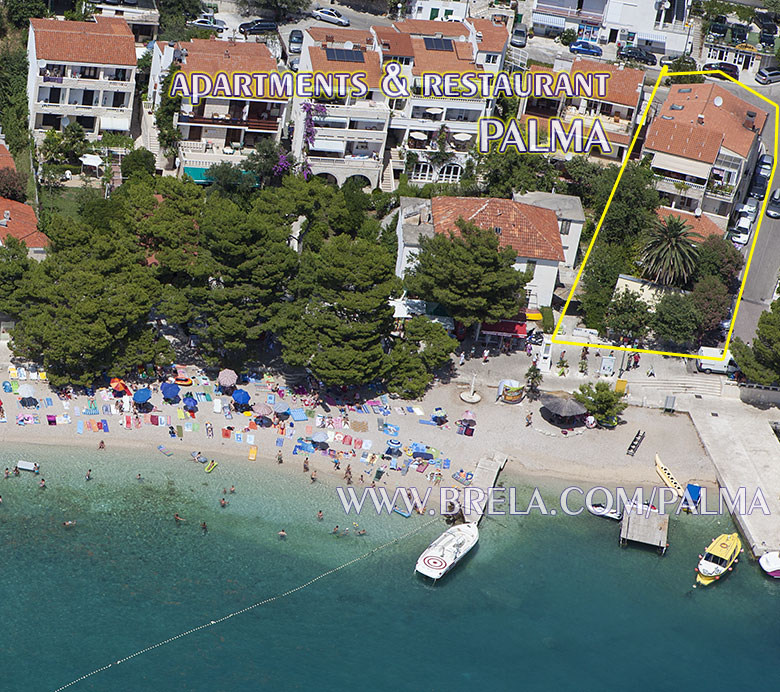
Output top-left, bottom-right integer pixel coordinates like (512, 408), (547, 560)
(481, 320), (527, 337)
(308, 27), (374, 46)
(308, 46), (383, 89)
(644, 118), (723, 163)
(0, 198), (48, 249)
(178, 38), (277, 76)
(572, 58), (644, 108)
(0, 143), (15, 172)
(430, 197), (564, 262)
(656, 207), (724, 240)
(373, 25), (414, 57)
(469, 19), (509, 53)
(30, 17), (136, 66)
(410, 36), (477, 76)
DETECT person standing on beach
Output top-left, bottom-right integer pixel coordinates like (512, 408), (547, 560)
(98, 440), (105, 450)
(458, 352), (465, 367)
(277, 451), (283, 464)
(303, 458), (309, 473)
(310, 470), (317, 483)
(526, 413), (533, 427)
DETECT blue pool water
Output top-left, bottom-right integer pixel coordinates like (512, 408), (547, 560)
(1, 442), (777, 692)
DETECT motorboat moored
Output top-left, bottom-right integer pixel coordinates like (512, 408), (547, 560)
(695, 533), (742, 586)
(415, 523), (479, 581)
(759, 551), (780, 578)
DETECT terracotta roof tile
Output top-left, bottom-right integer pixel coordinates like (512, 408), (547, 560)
(307, 27), (374, 46)
(392, 19), (469, 38)
(373, 26), (414, 57)
(656, 207), (724, 240)
(0, 198), (48, 249)
(652, 83), (768, 158)
(30, 17), (136, 66)
(410, 37), (478, 76)
(644, 118), (723, 163)
(571, 58), (644, 108)
(469, 18), (509, 53)
(308, 46), (382, 89)
(0, 144), (15, 172)
(430, 197), (564, 261)
(178, 38), (277, 76)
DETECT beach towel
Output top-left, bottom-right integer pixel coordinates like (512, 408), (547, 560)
(185, 422), (193, 432)
(177, 408), (185, 420)
(380, 395), (389, 406)
(305, 425), (313, 435)
(276, 438), (284, 448)
(46, 397), (53, 408)
(353, 438), (363, 449)
(101, 419), (109, 433)
(96, 420), (103, 431)
(249, 421), (258, 430)
(143, 415), (151, 425)
(204, 393), (212, 402)
(221, 428), (231, 439)
(286, 428), (294, 438)
(39, 371), (47, 382)
(8, 366), (18, 379)
(362, 439), (373, 450)
(192, 423), (199, 432)
(419, 419), (436, 426)
(77, 420), (83, 434)
(235, 433), (243, 443)
(443, 459), (451, 469)
(11, 381), (18, 393)
(416, 462), (429, 473)
(176, 425), (183, 439)
(246, 434), (255, 445)
(342, 434), (352, 446)
(334, 432), (344, 443)
(47, 415), (56, 426)
(74, 406), (81, 416)
(351, 421), (368, 433)
(371, 405), (383, 414)
(406, 407), (415, 413)
(266, 393), (275, 404)
(125, 415), (132, 429)
(412, 407), (424, 416)
(151, 414), (159, 426)
(290, 407), (307, 422)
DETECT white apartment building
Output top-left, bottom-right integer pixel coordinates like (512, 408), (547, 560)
(532, 0), (693, 54)
(27, 17), (137, 143)
(291, 27), (390, 189)
(148, 38), (287, 180)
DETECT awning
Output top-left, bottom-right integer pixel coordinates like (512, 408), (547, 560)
(635, 31), (667, 44)
(651, 152), (711, 180)
(310, 138), (346, 155)
(481, 320), (527, 338)
(79, 153), (103, 168)
(409, 131), (428, 140)
(100, 116), (131, 131)
(183, 166), (212, 184)
(532, 12), (566, 29)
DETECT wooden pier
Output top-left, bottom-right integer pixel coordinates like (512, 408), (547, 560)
(620, 509), (669, 554)
(461, 452), (507, 525)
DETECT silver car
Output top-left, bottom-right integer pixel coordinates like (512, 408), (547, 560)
(766, 189), (780, 218)
(311, 7), (350, 26)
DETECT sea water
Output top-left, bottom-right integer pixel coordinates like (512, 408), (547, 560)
(1, 442), (777, 692)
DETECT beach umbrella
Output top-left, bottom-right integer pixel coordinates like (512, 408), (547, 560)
(311, 431), (328, 443)
(18, 384), (35, 398)
(254, 402), (274, 417)
(133, 388), (152, 403)
(272, 400), (290, 414)
(232, 389), (250, 405)
(110, 377), (123, 390)
(160, 382), (180, 400)
(540, 394), (586, 418)
(21, 397), (38, 408)
(217, 369), (238, 387)
(462, 410), (476, 425)
(387, 439), (402, 448)
(182, 395), (197, 411)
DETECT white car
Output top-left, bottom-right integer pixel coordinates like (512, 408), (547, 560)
(187, 17), (227, 32)
(737, 199), (759, 224)
(730, 231), (749, 246)
(311, 7), (350, 25)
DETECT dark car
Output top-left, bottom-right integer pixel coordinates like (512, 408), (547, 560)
(660, 53), (696, 69)
(709, 20), (728, 38)
(759, 153), (775, 168)
(702, 61), (740, 80)
(239, 19), (278, 35)
(288, 29), (303, 53)
(730, 23), (748, 44)
(766, 189), (780, 218)
(750, 175), (768, 200)
(760, 30), (776, 48)
(754, 12), (778, 35)
(617, 45), (657, 65)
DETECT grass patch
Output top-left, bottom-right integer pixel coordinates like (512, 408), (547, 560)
(38, 186), (83, 220)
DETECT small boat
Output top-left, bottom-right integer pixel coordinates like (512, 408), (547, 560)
(759, 551), (780, 578)
(587, 503), (622, 521)
(655, 454), (684, 498)
(695, 533), (742, 586)
(415, 523), (478, 581)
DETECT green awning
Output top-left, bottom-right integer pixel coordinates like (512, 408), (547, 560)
(183, 166), (212, 184)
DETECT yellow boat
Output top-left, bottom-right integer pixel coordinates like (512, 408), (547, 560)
(655, 454), (684, 498)
(248, 445), (258, 461)
(695, 533), (742, 586)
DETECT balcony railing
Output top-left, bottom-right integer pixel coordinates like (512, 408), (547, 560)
(308, 156), (381, 170)
(706, 180), (736, 201)
(534, 4), (604, 21)
(178, 114), (279, 131)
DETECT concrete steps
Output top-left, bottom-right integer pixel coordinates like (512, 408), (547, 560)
(627, 376), (722, 397)
(380, 161), (395, 192)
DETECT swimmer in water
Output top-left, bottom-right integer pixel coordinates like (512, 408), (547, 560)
(357, 529), (366, 536)
(278, 529), (287, 539)
(220, 498), (227, 508)
(317, 510), (323, 521)
(174, 513), (184, 523)
(201, 521), (208, 534)
(63, 520), (76, 528)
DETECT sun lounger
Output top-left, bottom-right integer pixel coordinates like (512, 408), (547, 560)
(77, 420), (83, 434)
(8, 366), (18, 379)
(101, 419), (109, 432)
(17, 460), (36, 472)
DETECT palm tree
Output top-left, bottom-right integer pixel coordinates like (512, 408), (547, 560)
(641, 215), (701, 286)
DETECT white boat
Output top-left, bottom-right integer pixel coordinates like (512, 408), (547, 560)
(415, 523), (479, 580)
(587, 503), (622, 521)
(759, 551), (780, 578)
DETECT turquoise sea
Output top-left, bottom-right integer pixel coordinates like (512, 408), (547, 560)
(1, 442), (778, 692)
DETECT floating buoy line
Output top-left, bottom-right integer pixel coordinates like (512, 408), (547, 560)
(53, 518), (439, 691)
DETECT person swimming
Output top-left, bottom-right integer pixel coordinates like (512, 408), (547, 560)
(278, 529), (287, 539)
(317, 510), (323, 521)
(63, 520), (76, 528)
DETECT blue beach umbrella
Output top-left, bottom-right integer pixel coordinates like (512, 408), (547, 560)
(232, 389), (251, 405)
(160, 382), (180, 400)
(182, 395), (198, 411)
(133, 388), (152, 403)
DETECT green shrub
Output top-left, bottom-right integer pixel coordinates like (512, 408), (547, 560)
(540, 306), (555, 333)
(560, 29), (577, 46)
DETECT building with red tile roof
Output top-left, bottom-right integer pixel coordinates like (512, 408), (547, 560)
(656, 207), (725, 241)
(0, 198), (48, 258)
(0, 143), (15, 172)
(29, 17), (136, 66)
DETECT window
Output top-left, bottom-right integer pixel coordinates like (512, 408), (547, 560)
(411, 162), (434, 182)
(389, 98), (406, 111)
(438, 164), (462, 183)
(484, 53), (499, 64)
(560, 220), (571, 236)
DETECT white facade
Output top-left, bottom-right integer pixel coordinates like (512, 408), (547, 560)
(513, 257), (559, 308)
(27, 23), (136, 142)
(410, 0), (469, 21)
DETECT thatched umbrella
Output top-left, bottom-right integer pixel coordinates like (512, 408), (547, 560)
(540, 394), (586, 418)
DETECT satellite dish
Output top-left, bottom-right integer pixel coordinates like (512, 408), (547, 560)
(61, 116), (71, 127)
(565, 152), (574, 161)
(344, 41), (354, 50)
(37, 59), (47, 70)
(714, 95), (723, 107)
(694, 207), (702, 217)
(458, 35), (467, 42)
(663, 1), (671, 8)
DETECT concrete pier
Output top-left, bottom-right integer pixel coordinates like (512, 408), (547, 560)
(461, 452), (507, 525)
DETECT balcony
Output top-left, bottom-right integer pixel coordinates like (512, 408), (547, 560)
(706, 180), (736, 201)
(177, 113), (279, 132)
(534, 3), (604, 22)
(561, 107), (633, 135)
(314, 101), (390, 120)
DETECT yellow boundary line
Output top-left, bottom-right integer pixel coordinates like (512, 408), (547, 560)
(552, 67), (780, 362)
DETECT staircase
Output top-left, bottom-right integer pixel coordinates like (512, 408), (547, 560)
(690, 18), (704, 62)
(627, 375), (723, 398)
(381, 161), (396, 192)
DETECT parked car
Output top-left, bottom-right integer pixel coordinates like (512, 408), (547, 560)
(750, 175), (768, 199)
(187, 17), (226, 32)
(730, 23), (748, 44)
(617, 45), (657, 65)
(238, 19), (278, 35)
(311, 7), (350, 25)
(754, 12), (778, 35)
(709, 20), (728, 38)
(766, 189), (780, 218)
(756, 67), (780, 85)
(760, 30), (776, 48)
(289, 56), (300, 72)
(702, 61), (740, 80)
(759, 153), (775, 168)
(757, 162), (773, 179)
(660, 53), (696, 69)
(288, 29), (303, 53)
(510, 23), (528, 48)
(737, 198), (759, 224)
(568, 40), (602, 56)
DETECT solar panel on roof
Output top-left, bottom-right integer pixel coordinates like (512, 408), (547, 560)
(423, 37), (453, 51)
(325, 47), (365, 62)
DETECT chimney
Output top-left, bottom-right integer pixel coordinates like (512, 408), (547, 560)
(697, 114), (704, 125)
(744, 111), (756, 130)
(224, 50), (230, 59)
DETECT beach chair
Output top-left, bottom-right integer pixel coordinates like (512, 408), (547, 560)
(101, 419), (109, 433)
(8, 366), (18, 380)
(77, 420), (84, 434)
